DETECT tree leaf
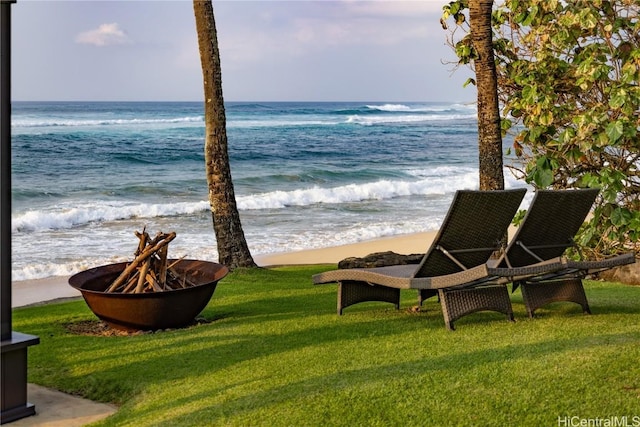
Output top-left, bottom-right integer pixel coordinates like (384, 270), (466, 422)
(605, 121), (624, 143)
(610, 207), (632, 226)
(463, 77), (476, 87)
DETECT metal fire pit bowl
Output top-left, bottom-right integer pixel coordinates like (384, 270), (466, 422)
(69, 259), (228, 331)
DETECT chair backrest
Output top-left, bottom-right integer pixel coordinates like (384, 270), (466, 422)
(413, 189), (527, 278)
(501, 189), (599, 267)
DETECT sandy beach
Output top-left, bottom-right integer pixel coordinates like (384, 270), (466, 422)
(254, 231), (436, 266)
(11, 231), (437, 308)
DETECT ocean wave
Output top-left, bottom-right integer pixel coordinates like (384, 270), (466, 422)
(12, 116), (204, 128)
(365, 103), (477, 113)
(12, 258), (128, 282)
(227, 119), (337, 128)
(12, 200), (211, 233)
(366, 104), (413, 112)
(13, 107), (476, 130)
(12, 165), (530, 233)
(345, 113), (477, 126)
(406, 165), (476, 178)
(12, 171), (478, 232)
(237, 173), (478, 210)
(210, 113), (477, 128)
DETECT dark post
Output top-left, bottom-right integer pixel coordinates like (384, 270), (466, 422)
(1, 0), (40, 423)
(0, 0), (12, 342)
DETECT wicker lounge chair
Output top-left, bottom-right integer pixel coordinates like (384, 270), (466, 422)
(500, 189), (635, 317)
(313, 189), (540, 330)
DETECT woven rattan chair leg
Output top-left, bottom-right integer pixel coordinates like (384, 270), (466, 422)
(520, 278), (591, 318)
(438, 285), (514, 331)
(418, 289), (438, 306)
(337, 281), (401, 315)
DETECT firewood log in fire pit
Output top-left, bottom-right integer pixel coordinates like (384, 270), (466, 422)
(106, 229), (195, 293)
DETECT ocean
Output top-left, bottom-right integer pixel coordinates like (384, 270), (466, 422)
(11, 101), (529, 281)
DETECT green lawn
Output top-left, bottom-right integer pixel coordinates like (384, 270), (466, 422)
(13, 265), (640, 426)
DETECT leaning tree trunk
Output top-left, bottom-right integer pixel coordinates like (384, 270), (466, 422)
(193, 0), (256, 269)
(469, 0), (504, 191)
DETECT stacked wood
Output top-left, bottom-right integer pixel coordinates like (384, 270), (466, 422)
(106, 229), (196, 293)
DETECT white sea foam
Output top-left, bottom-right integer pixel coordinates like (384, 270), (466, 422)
(406, 165), (475, 178)
(15, 158), (479, 233)
(13, 259), (126, 282)
(12, 171), (479, 232)
(12, 200), (211, 232)
(246, 218), (444, 256)
(345, 113), (477, 126)
(11, 116), (204, 128)
(366, 103), (477, 114)
(237, 172), (478, 210)
(366, 104), (413, 112)
(10, 215), (442, 281)
(227, 119), (336, 128)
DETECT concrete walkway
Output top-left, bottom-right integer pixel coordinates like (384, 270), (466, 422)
(8, 384), (117, 427)
(10, 278), (117, 426)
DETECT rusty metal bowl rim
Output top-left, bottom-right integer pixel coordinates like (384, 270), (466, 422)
(68, 259), (229, 297)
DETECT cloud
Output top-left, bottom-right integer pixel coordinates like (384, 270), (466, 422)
(218, 1), (439, 65)
(339, 0), (444, 17)
(75, 23), (130, 47)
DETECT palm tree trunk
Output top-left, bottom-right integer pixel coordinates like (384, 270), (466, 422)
(470, 0), (504, 191)
(193, 0), (256, 269)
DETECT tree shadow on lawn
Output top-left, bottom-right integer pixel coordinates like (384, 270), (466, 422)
(46, 313), (429, 405)
(17, 270), (640, 409)
(41, 284), (638, 383)
(51, 285), (640, 409)
(34, 283), (438, 388)
(109, 329), (640, 426)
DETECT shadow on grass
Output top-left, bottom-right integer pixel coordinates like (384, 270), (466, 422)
(110, 328), (640, 426)
(12, 269), (640, 422)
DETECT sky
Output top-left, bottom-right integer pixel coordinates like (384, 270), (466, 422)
(10, 0), (476, 102)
